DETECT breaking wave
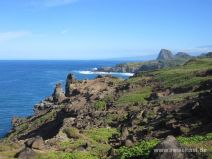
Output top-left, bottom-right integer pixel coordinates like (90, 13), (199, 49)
(76, 71), (134, 77)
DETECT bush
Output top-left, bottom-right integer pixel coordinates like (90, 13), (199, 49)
(117, 139), (159, 159)
(94, 100), (106, 110)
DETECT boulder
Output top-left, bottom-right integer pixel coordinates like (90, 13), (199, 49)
(25, 136), (44, 150)
(149, 136), (186, 159)
(52, 83), (65, 103)
(124, 139), (133, 147)
(15, 147), (36, 159)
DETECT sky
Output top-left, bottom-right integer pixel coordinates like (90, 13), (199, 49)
(0, 0), (212, 60)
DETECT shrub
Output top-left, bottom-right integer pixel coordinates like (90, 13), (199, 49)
(94, 100), (106, 110)
(117, 139), (159, 159)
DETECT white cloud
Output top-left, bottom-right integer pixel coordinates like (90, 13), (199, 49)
(29, 0), (79, 8)
(179, 46), (212, 54)
(0, 31), (30, 43)
(61, 29), (69, 35)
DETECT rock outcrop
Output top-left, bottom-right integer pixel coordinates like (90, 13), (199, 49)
(65, 73), (76, 97)
(52, 83), (65, 103)
(157, 49), (174, 61)
(149, 136), (186, 159)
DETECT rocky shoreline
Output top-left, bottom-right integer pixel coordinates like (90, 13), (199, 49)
(0, 52), (212, 159)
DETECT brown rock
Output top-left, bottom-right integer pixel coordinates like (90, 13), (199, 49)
(65, 73), (76, 97)
(125, 139), (133, 147)
(25, 136), (44, 150)
(149, 136), (186, 159)
(52, 83), (65, 103)
(15, 147), (36, 159)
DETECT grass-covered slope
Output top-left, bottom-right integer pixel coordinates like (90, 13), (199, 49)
(0, 56), (212, 159)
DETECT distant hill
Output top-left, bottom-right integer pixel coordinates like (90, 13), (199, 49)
(97, 49), (194, 73)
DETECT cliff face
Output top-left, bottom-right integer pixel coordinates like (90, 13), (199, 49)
(1, 56), (212, 159)
(97, 49), (193, 73)
(156, 49), (174, 60)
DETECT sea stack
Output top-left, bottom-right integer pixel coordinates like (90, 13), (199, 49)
(157, 49), (174, 61)
(52, 83), (65, 103)
(65, 73), (76, 97)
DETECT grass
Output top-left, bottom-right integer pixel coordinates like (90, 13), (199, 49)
(116, 87), (152, 105)
(36, 151), (99, 159)
(83, 128), (119, 143)
(154, 58), (212, 89)
(159, 91), (200, 104)
(57, 128), (119, 158)
(177, 133), (212, 145)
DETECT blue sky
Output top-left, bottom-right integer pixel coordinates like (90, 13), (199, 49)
(0, 0), (212, 60)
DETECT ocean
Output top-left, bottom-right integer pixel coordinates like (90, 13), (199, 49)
(0, 60), (133, 138)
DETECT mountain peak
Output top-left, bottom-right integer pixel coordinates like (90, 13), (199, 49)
(156, 49), (174, 61)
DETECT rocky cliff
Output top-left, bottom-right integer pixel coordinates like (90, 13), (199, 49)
(0, 54), (212, 159)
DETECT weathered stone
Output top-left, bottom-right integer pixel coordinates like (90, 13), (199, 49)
(65, 73), (76, 97)
(149, 136), (186, 159)
(124, 139), (133, 147)
(15, 147), (36, 159)
(31, 136), (44, 150)
(52, 83), (65, 103)
(25, 136), (44, 150)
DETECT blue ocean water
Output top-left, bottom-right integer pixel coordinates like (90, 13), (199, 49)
(0, 60), (132, 138)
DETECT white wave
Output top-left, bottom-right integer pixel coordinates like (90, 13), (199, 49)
(77, 71), (134, 77)
(92, 68), (98, 71)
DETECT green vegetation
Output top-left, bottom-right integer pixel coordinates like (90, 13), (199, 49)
(177, 133), (212, 145)
(154, 58), (212, 89)
(36, 151), (99, 159)
(159, 91), (200, 104)
(116, 87), (152, 105)
(84, 128), (119, 143)
(94, 100), (106, 110)
(56, 128), (119, 158)
(117, 139), (159, 159)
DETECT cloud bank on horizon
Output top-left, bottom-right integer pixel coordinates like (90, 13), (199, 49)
(0, 0), (212, 59)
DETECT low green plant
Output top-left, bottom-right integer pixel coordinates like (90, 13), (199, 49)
(84, 128), (119, 143)
(94, 100), (106, 110)
(116, 87), (152, 105)
(117, 139), (159, 159)
(177, 133), (212, 145)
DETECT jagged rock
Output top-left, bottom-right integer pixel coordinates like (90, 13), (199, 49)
(149, 136), (186, 159)
(65, 73), (76, 97)
(52, 83), (65, 103)
(15, 147), (36, 159)
(157, 49), (174, 61)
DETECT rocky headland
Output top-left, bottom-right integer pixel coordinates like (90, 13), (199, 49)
(0, 52), (212, 159)
(97, 49), (194, 73)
